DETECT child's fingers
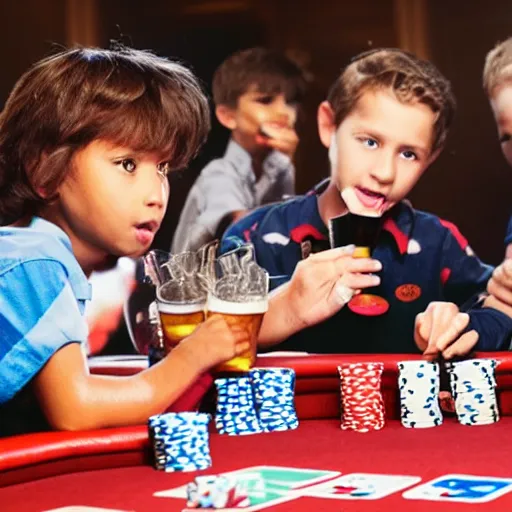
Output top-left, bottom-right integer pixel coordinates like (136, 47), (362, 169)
(345, 258), (382, 274)
(234, 340), (251, 355)
(259, 123), (297, 141)
(414, 311), (431, 353)
(307, 245), (355, 262)
(340, 272), (380, 290)
(442, 329), (479, 359)
(434, 312), (470, 352)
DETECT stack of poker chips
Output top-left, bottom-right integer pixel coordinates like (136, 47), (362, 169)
(214, 377), (262, 435)
(249, 367), (299, 432)
(446, 358), (500, 426)
(398, 361), (443, 428)
(338, 362), (385, 432)
(148, 412), (211, 472)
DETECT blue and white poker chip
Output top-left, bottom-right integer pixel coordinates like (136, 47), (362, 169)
(215, 377), (262, 435)
(214, 368), (299, 436)
(446, 359), (500, 426)
(249, 367), (299, 432)
(397, 361), (443, 428)
(148, 412), (212, 472)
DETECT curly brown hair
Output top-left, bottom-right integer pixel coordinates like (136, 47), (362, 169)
(483, 38), (512, 96)
(212, 47), (307, 108)
(0, 46), (210, 224)
(327, 48), (456, 153)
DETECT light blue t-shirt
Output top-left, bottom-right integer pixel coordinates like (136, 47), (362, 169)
(0, 217), (91, 404)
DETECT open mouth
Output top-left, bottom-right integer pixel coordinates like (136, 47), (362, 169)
(135, 221), (158, 245)
(354, 187), (387, 212)
(136, 221), (158, 233)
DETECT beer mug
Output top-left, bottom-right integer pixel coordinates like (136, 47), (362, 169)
(157, 288), (206, 351)
(208, 244), (269, 374)
(207, 295), (268, 374)
(156, 251), (207, 353)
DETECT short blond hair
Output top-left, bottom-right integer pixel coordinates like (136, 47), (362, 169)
(483, 38), (512, 96)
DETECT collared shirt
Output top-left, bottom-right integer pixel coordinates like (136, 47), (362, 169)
(171, 139), (295, 253)
(0, 217), (91, 406)
(221, 184), (507, 354)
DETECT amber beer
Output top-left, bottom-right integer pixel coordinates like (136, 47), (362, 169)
(157, 300), (205, 353)
(207, 295), (268, 373)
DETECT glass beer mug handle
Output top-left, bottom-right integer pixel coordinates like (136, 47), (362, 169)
(142, 249), (171, 286)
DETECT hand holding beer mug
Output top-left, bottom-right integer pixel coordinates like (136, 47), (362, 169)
(329, 187), (388, 316)
(207, 245), (269, 374)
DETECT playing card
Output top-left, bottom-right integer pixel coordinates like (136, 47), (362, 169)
(155, 465), (340, 511)
(298, 473), (421, 500)
(403, 474), (512, 503)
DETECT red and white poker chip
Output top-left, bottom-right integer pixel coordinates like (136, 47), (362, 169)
(338, 363), (385, 432)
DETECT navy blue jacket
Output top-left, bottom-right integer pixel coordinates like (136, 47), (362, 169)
(222, 184), (512, 353)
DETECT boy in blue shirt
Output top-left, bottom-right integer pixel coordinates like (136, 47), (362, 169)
(0, 46), (355, 435)
(223, 48), (512, 356)
(171, 47), (307, 253)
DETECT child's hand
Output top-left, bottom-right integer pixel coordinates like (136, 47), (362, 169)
(256, 122), (299, 158)
(175, 314), (251, 372)
(486, 257), (512, 317)
(414, 301), (478, 360)
(281, 244), (382, 329)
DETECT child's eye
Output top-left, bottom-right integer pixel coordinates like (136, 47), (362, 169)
(500, 133), (511, 144)
(157, 161), (172, 177)
(255, 95), (274, 105)
(361, 138), (378, 149)
(400, 150), (417, 161)
(116, 158), (137, 173)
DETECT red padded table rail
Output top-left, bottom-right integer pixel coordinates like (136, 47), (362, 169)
(2, 352), (512, 511)
(1, 417), (512, 511)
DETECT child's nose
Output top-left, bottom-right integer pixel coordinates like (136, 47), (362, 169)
(145, 176), (167, 209)
(371, 154), (396, 184)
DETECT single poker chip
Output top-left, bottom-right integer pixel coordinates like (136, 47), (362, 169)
(348, 294), (389, 316)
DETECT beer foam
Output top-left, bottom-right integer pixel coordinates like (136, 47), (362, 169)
(207, 295), (268, 315)
(157, 300), (204, 314)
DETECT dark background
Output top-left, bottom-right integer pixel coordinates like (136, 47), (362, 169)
(1, 0), (511, 265)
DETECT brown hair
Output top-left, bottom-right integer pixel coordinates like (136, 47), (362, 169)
(212, 47), (307, 108)
(483, 38), (512, 96)
(0, 46), (210, 224)
(327, 48), (456, 153)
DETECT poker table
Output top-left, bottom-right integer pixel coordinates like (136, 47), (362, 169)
(1, 352), (512, 511)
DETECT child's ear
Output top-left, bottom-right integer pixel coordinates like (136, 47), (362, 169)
(30, 153), (59, 200)
(215, 105), (237, 130)
(317, 101), (336, 148)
